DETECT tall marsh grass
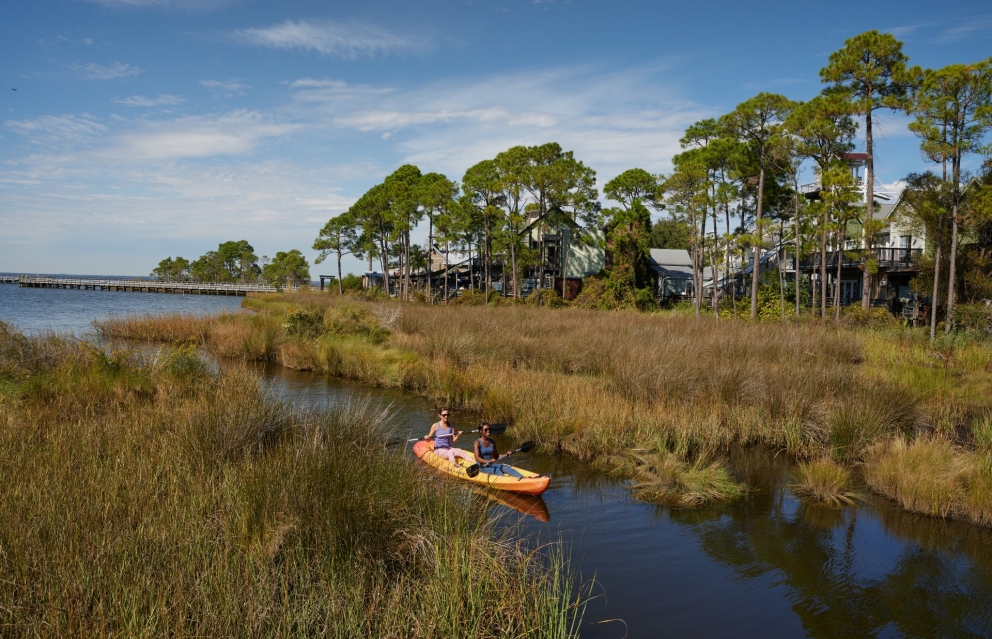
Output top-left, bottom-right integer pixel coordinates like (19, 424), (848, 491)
(95, 294), (992, 526)
(0, 323), (582, 637)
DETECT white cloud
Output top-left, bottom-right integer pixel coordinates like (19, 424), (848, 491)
(200, 79), (251, 96)
(99, 111), (297, 160)
(229, 19), (428, 59)
(69, 61), (142, 80)
(113, 94), (185, 107)
(80, 0), (232, 11)
(5, 114), (108, 143)
(288, 66), (705, 180)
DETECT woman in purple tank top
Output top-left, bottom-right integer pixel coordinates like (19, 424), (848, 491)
(424, 408), (475, 466)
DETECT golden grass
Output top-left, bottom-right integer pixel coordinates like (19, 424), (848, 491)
(0, 324), (583, 637)
(94, 293), (992, 523)
(866, 438), (992, 527)
(790, 458), (861, 507)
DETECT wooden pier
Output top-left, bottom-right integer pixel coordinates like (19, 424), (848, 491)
(12, 276), (279, 296)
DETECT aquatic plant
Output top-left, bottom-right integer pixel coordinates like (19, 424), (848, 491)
(790, 458), (861, 506)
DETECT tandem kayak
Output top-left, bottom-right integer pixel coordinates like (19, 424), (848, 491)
(412, 441), (550, 496)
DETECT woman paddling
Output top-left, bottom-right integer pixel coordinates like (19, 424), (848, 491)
(473, 422), (524, 479)
(424, 408), (475, 466)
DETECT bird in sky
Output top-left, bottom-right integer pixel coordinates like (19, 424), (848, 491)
(10, 88), (16, 91)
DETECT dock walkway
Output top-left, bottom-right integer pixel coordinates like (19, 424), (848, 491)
(12, 276), (279, 296)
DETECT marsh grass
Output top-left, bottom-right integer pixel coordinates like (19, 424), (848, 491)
(866, 438), (992, 527)
(790, 458), (861, 507)
(95, 294), (992, 524)
(0, 325), (582, 637)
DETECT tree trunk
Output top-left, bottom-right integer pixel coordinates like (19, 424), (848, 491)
(379, 234), (390, 296)
(444, 240), (450, 304)
(862, 113), (875, 310)
(405, 230), (411, 301)
(691, 208), (700, 317)
(930, 218), (942, 341)
(835, 229), (843, 321)
(711, 204), (719, 319)
(485, 218), (492, 295)
(337, 250), (343, 295)
(751, 156), (766, 320)
(724, 193), (735, 319)
(511, 235), (519, 299)
(946, 157), (961, 334)
(778, 243), (786, 320)
(820, 207), (828, 319)
(794, 180), (802, 317)
(427, 217), (433, 303)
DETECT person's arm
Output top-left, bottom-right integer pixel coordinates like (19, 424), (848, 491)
(452, 429), (464, 442)
(424, 422), (437, 440)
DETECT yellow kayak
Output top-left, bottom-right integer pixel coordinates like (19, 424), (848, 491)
(413, 441), (550, 495)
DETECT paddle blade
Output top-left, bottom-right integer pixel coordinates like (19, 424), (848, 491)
(466, 463), (481, 478)
(488, 422), (508, 435)
(384, 436), (404, 447)
(517, 441), (535, 453)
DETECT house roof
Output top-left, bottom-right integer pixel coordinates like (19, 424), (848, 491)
(650, 263), (694, 279)
(649, 248), (692, 267)
(648, 248), (693, 279)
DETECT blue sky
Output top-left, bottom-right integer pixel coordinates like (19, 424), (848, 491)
(2, 0), (991, 276)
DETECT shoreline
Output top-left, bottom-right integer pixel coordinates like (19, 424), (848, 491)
(94, 291), (992, 529)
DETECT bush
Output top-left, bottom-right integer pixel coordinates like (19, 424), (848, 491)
(841, 305), (899, 329)
(953, 303), (992, 337)
(284, 307), (326, 339)
(526, 288), (568, 308)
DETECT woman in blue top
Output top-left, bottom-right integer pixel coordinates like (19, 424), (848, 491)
(473, 422), (524, 478)
(424, 408), (475, 466)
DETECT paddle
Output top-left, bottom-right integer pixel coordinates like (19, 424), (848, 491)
(395, 422), (508, 444)
(479, 440), (535, 466)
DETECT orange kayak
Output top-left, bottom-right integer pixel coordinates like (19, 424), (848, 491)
(413, 441), (550, 496)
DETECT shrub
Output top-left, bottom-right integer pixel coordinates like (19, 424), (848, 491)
(841, 305), (899, 329)
(526, 288), (568, 308)
(952, 303), (992, 337)
(284, 307), (326, 338)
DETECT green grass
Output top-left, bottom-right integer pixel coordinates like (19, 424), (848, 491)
(0, 322), (583, 637)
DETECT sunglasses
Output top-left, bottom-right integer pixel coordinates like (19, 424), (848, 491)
(440, 413), (450, 417)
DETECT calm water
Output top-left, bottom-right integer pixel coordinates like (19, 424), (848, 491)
(0, 281), (244, 335)
(259, 365), (992, 639)
(5, 288), (992, 638)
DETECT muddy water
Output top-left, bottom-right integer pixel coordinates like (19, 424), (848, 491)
(259, 364), (992, 639)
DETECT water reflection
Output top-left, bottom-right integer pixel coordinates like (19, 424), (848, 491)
(252, 364), (992, 639)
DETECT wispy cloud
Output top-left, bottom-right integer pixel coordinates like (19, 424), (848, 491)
(287, 65), (705, 179)
(933, 13), (992, 44)
(69, 61), (142, 80)
(79, 0), (232, 12)
(200, 79), (251, 96)
(229, 19), (428, 59)
(5, 114), (108, 143)
(98, 110), (297, 160)
(113, 94), (185, 107)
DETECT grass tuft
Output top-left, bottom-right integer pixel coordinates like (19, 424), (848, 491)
(790, 458), (861, 506)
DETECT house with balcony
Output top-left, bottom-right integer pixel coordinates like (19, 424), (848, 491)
(796, 153), (923, 307)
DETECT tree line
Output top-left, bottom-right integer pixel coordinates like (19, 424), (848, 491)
(311, 31), (991, 332)
(151, 240), (311, 288)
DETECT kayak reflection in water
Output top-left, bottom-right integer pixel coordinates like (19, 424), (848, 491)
(474, 422), (524, 479)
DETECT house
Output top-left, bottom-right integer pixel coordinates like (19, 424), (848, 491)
(521, 211), (604, 298)
(795, 153), (923, 307)
(649, 249), (693, 302)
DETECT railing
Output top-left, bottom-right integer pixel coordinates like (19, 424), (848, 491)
(799, 247), (922, 270)
(17, 276), (281, 294)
